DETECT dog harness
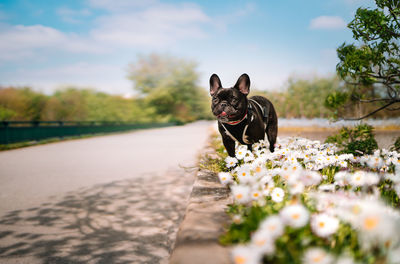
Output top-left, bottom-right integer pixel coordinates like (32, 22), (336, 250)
(219, 99), (269, 145)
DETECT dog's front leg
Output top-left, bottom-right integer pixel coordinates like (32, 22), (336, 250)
(222, 135), (236, 157)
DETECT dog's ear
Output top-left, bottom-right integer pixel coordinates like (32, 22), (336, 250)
(209, 74), (222, 96)
(234, 73), (250, 95)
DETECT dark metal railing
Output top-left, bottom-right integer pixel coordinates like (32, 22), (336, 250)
(0, 121), (177, 144)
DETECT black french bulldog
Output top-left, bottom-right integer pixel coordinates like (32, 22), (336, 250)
(210, 73), (278, 157)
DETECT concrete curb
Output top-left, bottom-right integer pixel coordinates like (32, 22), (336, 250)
(169, 145), (232, 264)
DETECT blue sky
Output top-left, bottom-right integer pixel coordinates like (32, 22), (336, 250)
(0, 0), (376, 96)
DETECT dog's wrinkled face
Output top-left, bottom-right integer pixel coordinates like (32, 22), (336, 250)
(210, 73), (250, 123)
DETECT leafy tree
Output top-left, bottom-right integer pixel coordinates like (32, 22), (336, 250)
(0, 87), (48, 121)
(127, 54), (212, 122)
(42, 88), (88, 121)
(329, 0), (400, 119)
(252, 76), (343, 118)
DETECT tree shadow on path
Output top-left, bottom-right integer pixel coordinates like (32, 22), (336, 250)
(0, 168), (195, 264)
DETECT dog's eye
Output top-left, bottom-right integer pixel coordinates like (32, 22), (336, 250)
(213, 97), (219, 103)
(232, 98), (238, 104)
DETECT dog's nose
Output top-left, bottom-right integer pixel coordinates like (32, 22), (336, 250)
(220, 103), (227, 108)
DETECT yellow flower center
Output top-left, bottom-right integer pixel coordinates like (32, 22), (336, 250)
(222, 177), (226, 181)
(242, 172), (246, 176)
(234, 256), (246, 264)
(236, 194), (243, 199)
(352, 205), (361, 214)
(318, 221), (325, 228)
(364, 216), (379, 230)
(253, 193), (259, 197)
(255, 239), (265, 246)
(292, 213), (300, 220)
(256, 167), (262, 173)
(312, 254), (324, 263)
(268, 225), (276, 231)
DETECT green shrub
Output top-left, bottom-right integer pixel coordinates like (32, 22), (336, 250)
(325, 124), (378, 156)
(391, 136), (400, 152)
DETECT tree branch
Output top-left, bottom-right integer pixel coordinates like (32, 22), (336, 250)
(341, 101), (398, 120)
(357, 98), (393, 103)
(388, 5), (400, 29)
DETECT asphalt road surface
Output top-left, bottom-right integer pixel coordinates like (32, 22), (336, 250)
(0, 121), (213, 264)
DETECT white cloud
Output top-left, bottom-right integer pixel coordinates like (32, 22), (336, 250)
(1, 62), (133, 94)
(90, 4), (210, 46)
(88, 0), (158, 11)
(0, 23), (106, 61)
(0, 2), (211, 62)
(214, 2), (255, 31)
(309, 16), (347, 30)
(57, 7), (91, 24)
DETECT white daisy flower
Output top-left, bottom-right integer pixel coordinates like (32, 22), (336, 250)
(236, 165), (253, 184)
(250, 189), (262, 201)
(252, 164), (267, 179)
(236, 146), (248, 160)
(244, 151), (255, 163)
(218, 172), (233, 186)
(339, 160), (348, 168)
(231, 245), (261, 264)
(280, 204), (309, 228)
(365, 172), (380, 186)
(225, 156), (238, 168)
(250, 229), (276, 255)
(291, 182), (305, 195)
(271, 187), (285, 203)
(349, 171), (367, 187)
(367, 156), (383, 169)
(335, 256), (356, 264)
(259, 215), (284, 239)
(357, 207), (398, 248)
(280, 164), (301, 184)
(301, 170), (322, 186)
(302, 247), (334, 264)
(334, 171), (349, 187)
(310, 213), (339, 238)
(231, 185), (251, 204)
(232, 214), (242, 224)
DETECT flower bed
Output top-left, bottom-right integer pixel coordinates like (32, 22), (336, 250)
(215, 136), (400, 264)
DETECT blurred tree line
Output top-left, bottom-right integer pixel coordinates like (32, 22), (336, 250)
(0, 87), (150, 122)
(0, 54), (213, 123)
(252, 76), (400, 119)
(1, 54), (399, 123)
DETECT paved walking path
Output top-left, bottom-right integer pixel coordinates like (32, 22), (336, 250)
(0, 121), (213, 264)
